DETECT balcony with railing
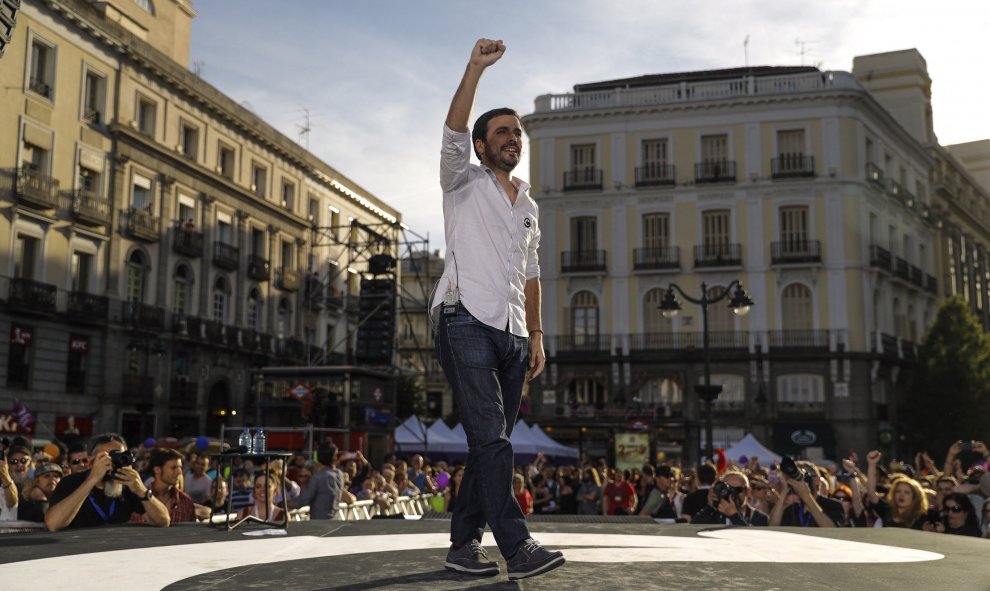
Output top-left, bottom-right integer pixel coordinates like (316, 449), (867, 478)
(776, 401), (826, 415)
(693, 243), (742, 268)
(213, 242), (239, 270)
(172, 227), (204, 258)
(771, 154), (815, 179)
(2, 167), (61, 210)
(563, 168), (603, 192)
(533, 70), (863, 114)
(629, 331), (749, 352)
(537, 402), (673, 423)
(552, 334), (614, 357)
(72, 189), (110, 225)
(894, 257), (910, 281)
(121, 374), (155, 406)
(865, 162), (884, 188)
(633, 246), (680, 271)
(561, 250), (607, 273)
(170, 378), (198, 410)
(869, 245), (892, 271)
(67, 291), (109, 323)
(635, 164), (676, 187)
(121, 300), (165, 331)
(126, 207), (161, 242)
(695, 160), (736, 183)
(767, 330), (830, 350)
(8, 277), (57, 314)
(770, 240), (821, 265)
(247, 255), (270, 281)
(277, 268), (301, 291)
(204, 319), (228, 344)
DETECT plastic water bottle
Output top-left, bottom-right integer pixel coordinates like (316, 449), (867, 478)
(252, 427), (266, 455)
(239, 427), (253, 454)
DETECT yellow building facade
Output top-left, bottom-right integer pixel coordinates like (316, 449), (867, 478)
(0, 0), (401, 445)
(522, 58), (944, 464)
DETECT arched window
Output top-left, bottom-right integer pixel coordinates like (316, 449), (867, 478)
(213, 276), (230, 323)
(636, 377), (682, 410)
(643, 288), (673, 334)
(706, 285), (735, 333)
(126, 250), (146, 302)
(703, 374), (745, 409)
(571, 291), (599, 347)
(173, 265), (191, 314)
(247, 288), (261, 330)
(781, 283), (813, 331)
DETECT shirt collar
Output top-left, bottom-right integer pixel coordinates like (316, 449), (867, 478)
(481, 165), (531, 195)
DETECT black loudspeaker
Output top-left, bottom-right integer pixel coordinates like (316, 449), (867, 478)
(0, 0), (20, 58)
(355, 277), (395, 364)
(369, 254), (395, 276)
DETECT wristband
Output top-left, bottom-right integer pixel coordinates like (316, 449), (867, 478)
(528, 329), (543, 337)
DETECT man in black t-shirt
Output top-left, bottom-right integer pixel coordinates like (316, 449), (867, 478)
(45, 433), (170, 531)
(681, 463), (717, 521)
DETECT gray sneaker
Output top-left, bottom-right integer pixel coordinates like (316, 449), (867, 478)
(444, 540), (499, 576)
(506, 538), (565, 581)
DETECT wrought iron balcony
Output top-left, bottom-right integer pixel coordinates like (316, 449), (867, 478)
(869, 245), (892, 270)
(894, 257), (910, 281)
(770, 240), (821, 265)
(277, 268), (301, 291)
(213, 241), (240, 270)
(8, 277), (57, 314)
(72, 189), (110, 226)
(552, 333), (614, 353)
(767, 329), (830, 349)
(563, 168), (603, 191)
(777, 401), (825, 415)
(694, 160), (736, 183)
(2, 167), (60, 210)
(635, 164), (676, 187)
(247, 255), (270, 281)
(126, 207), (161, 242)
(67, 291), (109, 323)
(771, 155), (815, 179)
(172, 227), (204, 258)
(121, 374), (155, 405)
(560, 250), (607, 273)
(865, 162), (884, 188)
(170, 378), (198, 410)
(633, 246), (680, 270)
(121, 300), (165, 331)
(629, 331), (748, 351)
(693, 243), (742, 268)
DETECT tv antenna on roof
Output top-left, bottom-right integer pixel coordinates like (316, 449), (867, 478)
(743, 34), (750, 68)
(793, 38), (819, 66)
(297, 108), (312, 150)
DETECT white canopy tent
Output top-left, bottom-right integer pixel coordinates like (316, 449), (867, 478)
(723, 433), (782, 466)
(528, 423), (579, 459)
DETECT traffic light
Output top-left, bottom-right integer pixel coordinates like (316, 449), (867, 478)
(355, 278), (395, 364)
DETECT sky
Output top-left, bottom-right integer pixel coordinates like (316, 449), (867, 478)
(190, 0), (990, 254)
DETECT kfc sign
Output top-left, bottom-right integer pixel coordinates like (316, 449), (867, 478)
(69, 335), (89, 352)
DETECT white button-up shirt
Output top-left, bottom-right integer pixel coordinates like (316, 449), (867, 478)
(431, 125), (541, 337)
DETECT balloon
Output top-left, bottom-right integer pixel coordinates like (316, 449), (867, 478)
(195, 436), (209, 451)
(144, 438), (156, 448)
(44, 443), (61, 461)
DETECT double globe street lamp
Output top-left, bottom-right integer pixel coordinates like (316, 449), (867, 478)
(658, 280), (754, 464)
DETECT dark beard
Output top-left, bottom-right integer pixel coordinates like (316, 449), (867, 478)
(483, 142), (519, 173)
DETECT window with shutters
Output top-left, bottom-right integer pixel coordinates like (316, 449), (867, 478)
(643, 213), (669, 250)
(571, 143), (595, 172)
(83, 70), (106, 124)
(28, 38), (55, 99)
(705, 285), (736, 335)
(137, 96), (156, 137)
(643, 288), (673, 334)
(566, 143), (599, 189)
(571, 291), (599, 347)
(218, 144), (236, 179)
(14, 235), (38, 280)
(568, 377), (606, 407)
(701, 134), (727, 163)
(640, 139), (672, 183)
(779, 206), (809, 252)
(777, 374), (824, 404)
(251, 162), (267, 197)
(571, 216), (597, 252)
(213, 276), (230, 323)
(702, 210), (730, 255)
(126, 251), (146, 302)
(71, 251), (92, 293)
(247, 289), (262, 330)
(637, 377), (682, 407)
(180, 122), (199, 160)
(173, 265), (190, 315)
(781, 283), (813, 331)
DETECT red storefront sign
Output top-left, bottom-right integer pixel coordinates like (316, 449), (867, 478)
(10, 326), (32, 346)
(55, 415), (94, 437)
(0, 413), (35, 434)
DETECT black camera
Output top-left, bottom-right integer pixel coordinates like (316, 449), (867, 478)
(780, 456), (815, 486)
(103, 450), (135, 481)
(926, 507), (943, 525)
(713, 480), (732, 500)
(960, 440), (974, 453)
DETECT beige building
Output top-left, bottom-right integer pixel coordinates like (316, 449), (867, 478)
(0, 0), (401, 445)
(521, 53), (957, 464)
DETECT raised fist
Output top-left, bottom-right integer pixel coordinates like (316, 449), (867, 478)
(470, 38), (506, 68)
(866, 450), (881, 465)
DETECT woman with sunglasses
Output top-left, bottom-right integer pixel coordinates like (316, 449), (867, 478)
(923, 492), (982, 537)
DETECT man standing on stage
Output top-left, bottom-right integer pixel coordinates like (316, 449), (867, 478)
(433, 38), (563, 581)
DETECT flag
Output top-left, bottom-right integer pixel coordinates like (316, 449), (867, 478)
(12, 398), (35, 429)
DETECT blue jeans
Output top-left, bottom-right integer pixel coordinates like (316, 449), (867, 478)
(436, 304), (530, 558)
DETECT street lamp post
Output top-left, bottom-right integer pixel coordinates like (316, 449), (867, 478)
(658, 280), (754, 463)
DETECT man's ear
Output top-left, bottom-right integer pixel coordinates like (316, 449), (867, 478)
(473, 138), (486, 162)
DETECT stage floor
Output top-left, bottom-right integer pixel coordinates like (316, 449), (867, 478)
(1, 516), (986, 590)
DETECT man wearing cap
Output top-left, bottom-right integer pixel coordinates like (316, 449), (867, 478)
(640, 464), (678, 519)
(5, 439), (34, 494)
(17, 462), (62, 522)
(45, 433), (169, 531)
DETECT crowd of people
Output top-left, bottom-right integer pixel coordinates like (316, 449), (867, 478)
(2, 432), (989, 540)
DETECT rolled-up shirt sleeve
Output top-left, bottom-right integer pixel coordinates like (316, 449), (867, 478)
(440, 125), (471, 192)
(526, 216), (541, 280)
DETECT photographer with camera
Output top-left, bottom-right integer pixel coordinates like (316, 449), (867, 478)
(692, 471), (769, 526)
(44, 433), (169, 531)
(769, 457), (841, 527)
